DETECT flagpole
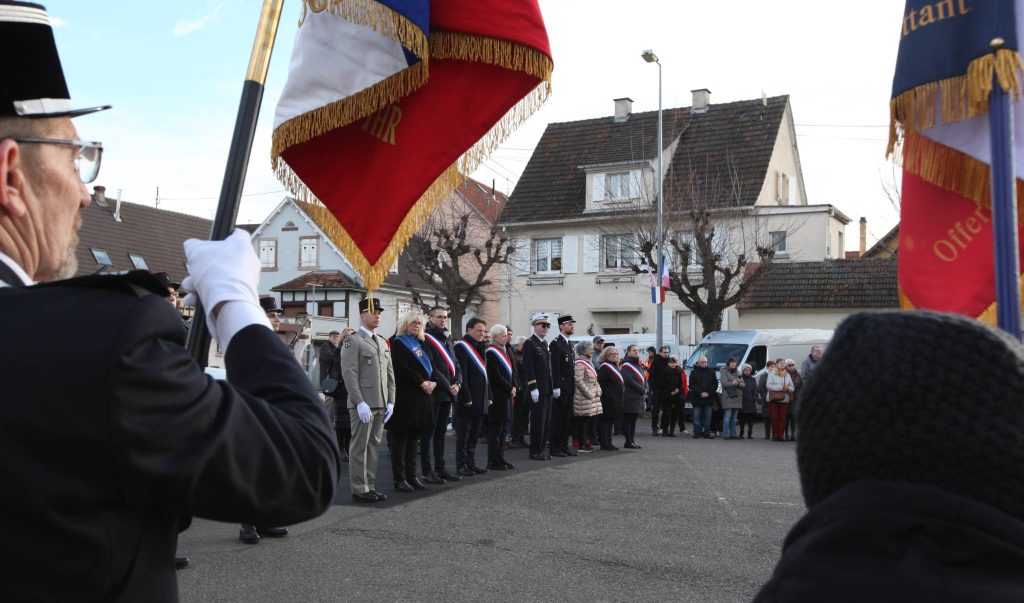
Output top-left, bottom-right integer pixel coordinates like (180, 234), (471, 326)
(187, 0), (285, 365)
(987, 38), (1023, 341)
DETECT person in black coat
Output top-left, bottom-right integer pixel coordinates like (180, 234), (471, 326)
(454, 318), (492, 476)
(548, 315), (578, 458)
(648, 347), (671, 435)
(485, 324), (517, 471)
(595, 346), (624, 451)
(320, 328), (353, 462)
(420, 307), (463, 484)
(521, 314), (554, 460)
(619, 344), (647, 449)
(388, 313), (438, 492)
(688, 356), (719, 438)
(739, 364), (758, 439)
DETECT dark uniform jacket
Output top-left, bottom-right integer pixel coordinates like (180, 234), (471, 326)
(597, 362), (625, 418)
(0, 269), (340, 602)
(318, 341), (347, 401)
(520, 333), (553, 396)
(454, 336), (491, 417)
(485, 344), (515, 423)
(387, 336), (435, 433)
(688, 366), (719, 407)
(424, 325), (462, 404)
(549, 334), (574, 392)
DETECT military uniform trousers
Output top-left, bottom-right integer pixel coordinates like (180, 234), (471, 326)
(349, 407), (386, 494)
(529, 395), (552, 455)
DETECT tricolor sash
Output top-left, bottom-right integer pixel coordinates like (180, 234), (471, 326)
(601, 362), (623, 384)
(574, 359), (597, 379)
(486, 345), (513, 380)
(622, 361), (646, 385)
(394, 334), (432, 376)
(455, 339), (487, 377)
(424, 332), (456, 377)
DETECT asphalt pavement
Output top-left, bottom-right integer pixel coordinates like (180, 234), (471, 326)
(177, 424), (805, 602)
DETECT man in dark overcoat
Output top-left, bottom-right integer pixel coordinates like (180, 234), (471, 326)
(549, 314), (578, 457)
(454, 317), (492, 476)
(521, 313), (554, 460)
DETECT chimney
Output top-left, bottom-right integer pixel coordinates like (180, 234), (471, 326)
(613, 97), (633, 122)
(93, 185), (107, 207)
(859, 217), (868, 256)
(691, 88), (711, 113)
(113, 189), (123, 223)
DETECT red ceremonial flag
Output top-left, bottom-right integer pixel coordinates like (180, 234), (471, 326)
(272, 0), (552, 291)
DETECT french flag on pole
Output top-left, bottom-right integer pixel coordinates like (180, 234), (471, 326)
(272, 0), (552, 292)
(648, 253), (668, 304)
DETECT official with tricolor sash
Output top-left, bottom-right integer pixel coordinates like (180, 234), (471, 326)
(453, 317), (492, 477)
(485, 324), (517, 471)
(420, 306), (463, 484)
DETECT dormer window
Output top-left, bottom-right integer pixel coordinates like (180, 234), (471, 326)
(589, 168), (643, 203)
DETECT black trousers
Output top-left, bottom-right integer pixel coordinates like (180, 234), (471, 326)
(573, 415), (594, 444)
(598, 417), (616, 446)
(486, 421), (508, 464)
(622, 412), (638, 444)
(660, 398), (684, 434)
(651, 390), (664, 431)
(455, 414), (484, 469)
(549, 389), (573, 453)
(419, 401), (451, 474)
(389, 428), (423, 483)
(529, 394), (552, 455)
(738, 412), (757, 436)
(511, 390), (530, 442)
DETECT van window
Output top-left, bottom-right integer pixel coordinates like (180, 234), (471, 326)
(686, 343), (749, 370)
(746, 346), (767, 372)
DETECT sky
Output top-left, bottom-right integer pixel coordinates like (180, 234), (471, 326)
(45, 1), (905, 245)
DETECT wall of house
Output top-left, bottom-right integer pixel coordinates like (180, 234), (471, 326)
(752, 208), (848, 261)
(756, 102), (806, 207)
(731, 308), (870, 331)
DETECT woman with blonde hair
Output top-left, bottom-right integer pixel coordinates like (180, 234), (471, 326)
(387, 312), (438, 492)
(485, 324), (516, 470)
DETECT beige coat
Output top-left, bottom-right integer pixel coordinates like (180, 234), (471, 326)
(340, 328), (396, 409)
(573, 357), (602, 417)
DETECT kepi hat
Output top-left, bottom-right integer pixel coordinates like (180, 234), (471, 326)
(258, 295), (283, 314)
(358, 297), (383, 314)
(0, 1), (110, 118)
(557, 315), (575, 325)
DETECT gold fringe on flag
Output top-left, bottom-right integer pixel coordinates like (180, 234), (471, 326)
(887, 48), (1024, 157)
(299, 0), (429, 59)
(976, 273), (1024, 325)
(273, 30), (552, 291)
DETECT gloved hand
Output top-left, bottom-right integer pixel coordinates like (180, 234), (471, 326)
(384, 403), (394, 422)
(180, 229), (267, 349)
(530, 389), (540, 403)
(356, 402), (371, 423)
(553, 388), (561, 398)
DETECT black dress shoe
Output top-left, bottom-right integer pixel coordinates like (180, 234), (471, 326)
(256, 526), (288, 538)
(175, 556), (191, 570)
(599, 444), (617, 451)
(457, 466), (476, 477)
(472, 466), (488, 474)
(550, 450), (568, 458)
(437, 469), (461, 482)
(369, 490), (388, 502)
(562, 447), (578, 457)
(623, 443), (640, 449)
(486, 462), (507, 471)
(352, 491), (379, 503)
(529, 453), (548, 460)
(239, 524), (259, 544)
(408, 477), (427, 490)
(423, 473), (446, 485)
(502, 460), (515, 469)
(394, 480), (415, 492)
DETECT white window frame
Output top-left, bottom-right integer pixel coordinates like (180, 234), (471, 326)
(259, 239), (277, 269)
(603, 234), (637, 271)
(128, 253), (148, 270)
(533, 238), (562, 274)
(299, 236), (319, 268)
(769, 231), (787, 253)
(590, 168), (643, 203)
(91, 248), (112, 266)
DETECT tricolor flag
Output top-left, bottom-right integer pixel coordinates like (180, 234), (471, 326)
(889, 0), (1024, 321)
(272, 0), (552, 291)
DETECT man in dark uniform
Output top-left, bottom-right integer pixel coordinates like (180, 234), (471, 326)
(0, 5), (339, 599)
(521, 313), (554, 460)
(420, 305), (463, 483)
(453, 317), (491, 476)
(549, 315), (578, 457)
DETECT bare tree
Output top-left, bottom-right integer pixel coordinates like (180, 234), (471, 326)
(402, 201), (514, 337)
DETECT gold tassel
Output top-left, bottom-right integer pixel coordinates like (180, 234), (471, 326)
(430, 31), (554, 82)
(975, 274), (1024, 326)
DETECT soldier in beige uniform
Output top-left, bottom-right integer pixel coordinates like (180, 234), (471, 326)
(341, 298), (396, 502)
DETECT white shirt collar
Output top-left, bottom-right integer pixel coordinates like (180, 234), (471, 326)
(0, 251), (33, 287)
(360, 326), (377, 338)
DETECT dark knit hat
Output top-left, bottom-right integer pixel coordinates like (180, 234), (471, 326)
(797, 310), (1024, 521)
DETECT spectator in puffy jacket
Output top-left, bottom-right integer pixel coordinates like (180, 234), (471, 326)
(739, 364), (758, 439)
(688, 356), (719, 438)
(572, 341), (601, 452)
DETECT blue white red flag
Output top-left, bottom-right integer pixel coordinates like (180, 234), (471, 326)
(889, 0), (1024, 322)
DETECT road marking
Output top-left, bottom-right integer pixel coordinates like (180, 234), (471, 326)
(761, 501), (801, 507)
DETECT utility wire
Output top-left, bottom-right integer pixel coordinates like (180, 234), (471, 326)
(159, 189), (287, 201)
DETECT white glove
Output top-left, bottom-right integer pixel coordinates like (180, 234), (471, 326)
(530, 389), (540, 403)
(180, 229), (268, 349)
(356, 402), (371, 423)
(384, 403), (394, 422)
(553, 388), (561, 398)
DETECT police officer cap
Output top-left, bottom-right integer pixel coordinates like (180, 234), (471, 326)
(0, 1), (111, 118)
(258, 295), (283, 314)
(557, 315), (575, 325)
(359, 298), (384, 314)
(530, 313), (550, 326)
(151, 271), (179, 290)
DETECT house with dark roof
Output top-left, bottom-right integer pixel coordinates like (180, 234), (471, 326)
(736, 258), (899, 328)
(498, 91), (853, 347)
(249, 177), (508, 337)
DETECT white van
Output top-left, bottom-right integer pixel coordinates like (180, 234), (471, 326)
(683, 329), (832, 374)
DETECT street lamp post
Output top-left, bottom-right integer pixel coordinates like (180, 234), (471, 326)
(642, 49), (664, 352)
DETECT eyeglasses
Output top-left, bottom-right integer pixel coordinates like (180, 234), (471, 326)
(538, 323), (550, 328)
(5, 137), (103, 183)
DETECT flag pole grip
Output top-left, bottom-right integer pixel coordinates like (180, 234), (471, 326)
(187, 0), (285, 366)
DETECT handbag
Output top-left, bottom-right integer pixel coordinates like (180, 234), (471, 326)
(321, 378), (339, 396)
(768, 390), (786, 402)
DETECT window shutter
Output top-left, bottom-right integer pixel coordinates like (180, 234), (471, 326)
(630, 169), (642, 199)
(514, 238), (529, 275)
(582, 234), (600, 273)
(562, 235), (578, 273)
(591, 173), (605, 202)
